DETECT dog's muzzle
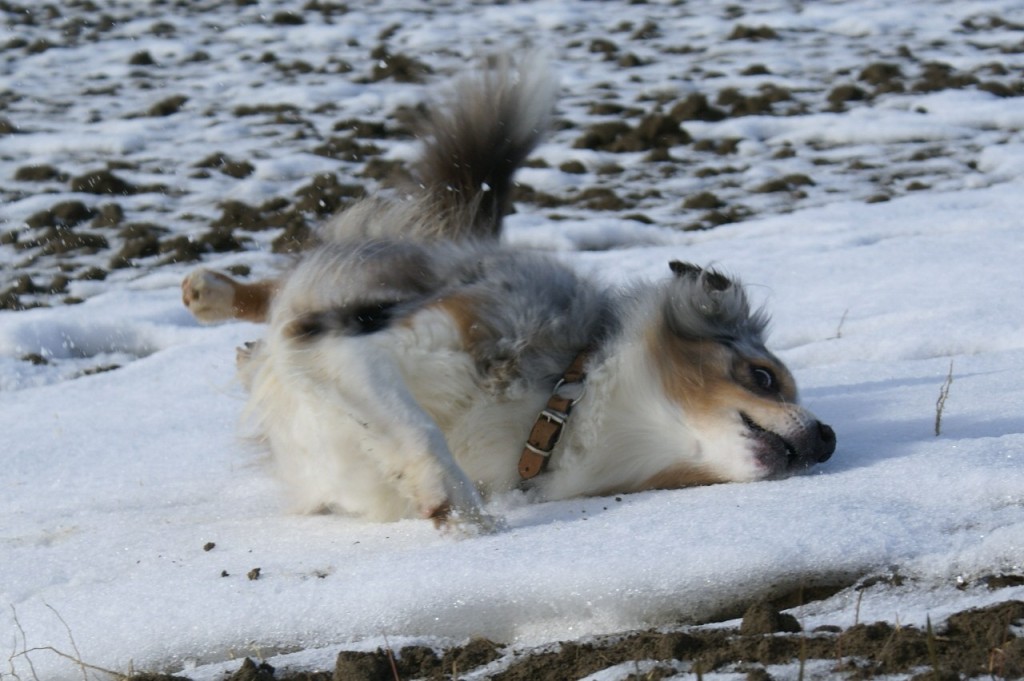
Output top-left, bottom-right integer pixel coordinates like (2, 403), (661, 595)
(742, 413), (837, 474)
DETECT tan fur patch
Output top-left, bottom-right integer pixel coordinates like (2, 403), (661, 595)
(431, 294), (489, 350)
(232, 279), (277, 323)
(634, 461), (728, 491)
(649, 326), (798, 419)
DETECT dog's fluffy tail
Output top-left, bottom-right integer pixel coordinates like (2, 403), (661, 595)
(321, 54), (557, 245)
(415, 53), (558, 240)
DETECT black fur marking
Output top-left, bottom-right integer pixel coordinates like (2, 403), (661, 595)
(345, 301), (399, 335)
(287, 301), (402, 341)
(669, 260), (701, 277)
(287, 313), (328, 340)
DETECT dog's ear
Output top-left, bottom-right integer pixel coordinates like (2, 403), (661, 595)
(669, 260), (701, 278)
(663, 264), (766, 342)
(669, 260), (732, 292)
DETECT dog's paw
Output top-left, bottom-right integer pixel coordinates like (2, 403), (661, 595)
(430, 502), (507, 536)
(235, 340), (263, 390)
(182, 269), (236, 323)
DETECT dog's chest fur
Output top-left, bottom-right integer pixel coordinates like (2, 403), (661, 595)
(382, 264), (604, 496)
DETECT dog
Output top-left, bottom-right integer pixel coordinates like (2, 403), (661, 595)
(182, 56), (836, 532)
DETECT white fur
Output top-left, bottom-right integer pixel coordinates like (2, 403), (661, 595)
(220, 56), (834, 533)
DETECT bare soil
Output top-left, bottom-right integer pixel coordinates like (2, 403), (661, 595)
(130, 599), (1023, 680)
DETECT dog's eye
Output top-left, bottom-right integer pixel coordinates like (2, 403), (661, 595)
(750, 366), (776, 392)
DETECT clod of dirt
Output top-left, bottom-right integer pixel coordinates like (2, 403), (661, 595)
(692, 138), (741, 155)
(198, 227), (246, 253)
(699, 205), (752, 229)
(368, 46), (432, 83)
(717, 84), (793, 116)
(574, 120), (632, 150)
(828, 84), (869, 109)
(247, 567), (261, 580)
(982, 573), (1024, 589)
(8, 274), (37, 295)
(233, 103), (300, 118)
(332, 118), (393, 139)
(559, 160), (587, 174)
(228, 658), (275, 681)
(25, 38), (56, 55)
(195, 153), (230, 169)
(26, 200), (96, 229)
(79, 364), (121, 377)
(158, 235), (205, 264)
(294, 173), (365, 215)
(212, 201), (271, 231)
(394, 646), (439, 678)
(0, 117), (19, 135)
(575, 186), (630, 210)
(683, 191), (724, 210)
(978, 80), (1021, 98)
(146, 95), (188, 117)
(440, 637), (502, 672)
(334, 649), (395, 681)
(617, 53), (646, 68)
(0, 290), (23, 310)
(193, 151), (256, 178)
(48, 229), (109, 255)
(270, 10), (305, 25)
(77, 266), (108, 281)
(110, 231), (161, 269)
(92, 203), (124, 228)
(728, 24), (779, 41)
(273, 221), (315, 254)
(220, 160), (255, 178)
(150, 21), (177, 37)
(913, 61), (978, 92)
(512, 183), (567, 209)
(590, 38), (619, 56)
(19, 223), (110, 256)
(359, 158), (408, 183)
(574, 114), (690, 152)
(48, 275), (69, 294)
(129, 50), (156, 66)
(739, 601), (802, 635)
(14, 164), (65, 182)
(669, 93), (727, 122)
(70, 170), (138, 195)
(753, 173), (815, 193)
(311, 136), (381, 162)
(859, 62), (905, 93)
(942, 600), (1024, 673)
(634, 113), (692, 148)
(587, 101), (641, 117)
(330, 639), (500, 681)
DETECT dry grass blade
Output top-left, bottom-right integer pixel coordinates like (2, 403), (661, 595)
(5, 604), (124, 681)
(934, 360), (954, 436)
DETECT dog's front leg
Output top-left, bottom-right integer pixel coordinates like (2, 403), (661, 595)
(318, 339), (503, 534)
(182, 268), (277, 323)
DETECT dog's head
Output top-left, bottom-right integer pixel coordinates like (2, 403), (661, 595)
(646, 261), (835, 485)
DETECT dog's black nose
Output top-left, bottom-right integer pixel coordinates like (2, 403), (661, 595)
(815, 422), (836, 462)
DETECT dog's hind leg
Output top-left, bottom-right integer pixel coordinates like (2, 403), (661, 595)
(283, 329), (502, 533)
(182, 268), (277, 323)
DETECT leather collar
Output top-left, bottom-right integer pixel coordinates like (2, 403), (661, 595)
(518, 349), (591, 479)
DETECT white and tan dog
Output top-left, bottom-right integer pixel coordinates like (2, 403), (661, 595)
(182, 57), (835, 531)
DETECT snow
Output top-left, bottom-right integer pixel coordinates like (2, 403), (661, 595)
(2, 0), (1023, 679)
(5, 177), (1023, 681)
